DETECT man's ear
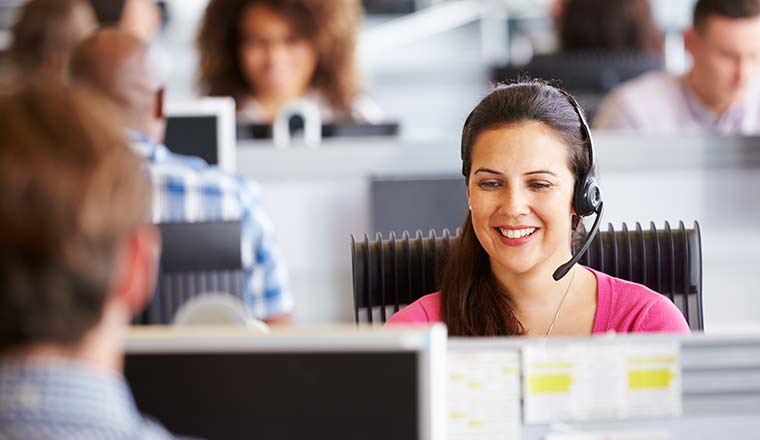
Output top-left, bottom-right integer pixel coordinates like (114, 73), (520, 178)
(684, 27), (697, 55)
(111, 224), (161, 316)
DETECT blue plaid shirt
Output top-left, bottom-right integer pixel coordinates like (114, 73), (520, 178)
(130, 131), (293, 319)
(0, 357), (173, 439)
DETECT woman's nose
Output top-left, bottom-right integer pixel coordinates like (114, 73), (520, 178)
(499, 188), (530, 218)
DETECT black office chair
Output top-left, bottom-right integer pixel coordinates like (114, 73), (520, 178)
(133, 221), (245, 325)
(491, 51), (664, 116)
(351, 221), (703, 331)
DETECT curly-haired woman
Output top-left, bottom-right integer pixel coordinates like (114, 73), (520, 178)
(196, 0), (381, 124)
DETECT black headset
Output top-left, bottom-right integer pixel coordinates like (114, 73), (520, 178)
(552, 89), (604, 281)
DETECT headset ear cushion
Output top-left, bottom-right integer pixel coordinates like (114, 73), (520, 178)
(574, 176), (601, 217)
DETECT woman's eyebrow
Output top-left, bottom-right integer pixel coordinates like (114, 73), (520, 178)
(524, 170), (558, 177)
(473, 168), (558, 177)
(473, 168), (503, 175)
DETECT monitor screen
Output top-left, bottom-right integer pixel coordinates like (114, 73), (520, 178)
(164, 98), (236, 172)
(124, 327), (446, 440)
(164, 115), (218, 164)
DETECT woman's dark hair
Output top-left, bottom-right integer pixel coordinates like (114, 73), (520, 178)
(439, 81), (590, 336)
(559, 0), (664, 55)
(196, 0), (361, 116)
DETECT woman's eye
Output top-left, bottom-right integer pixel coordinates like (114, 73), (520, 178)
(478, 181), (500, 189)
(529, 182), (551, 190)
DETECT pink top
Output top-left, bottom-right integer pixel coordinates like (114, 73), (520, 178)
(385, 267), (691, 334)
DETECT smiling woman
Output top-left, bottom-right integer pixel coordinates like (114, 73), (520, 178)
(386, 81), (691, 337)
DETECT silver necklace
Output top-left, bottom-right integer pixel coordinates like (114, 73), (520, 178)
(544, 268), (577, 340)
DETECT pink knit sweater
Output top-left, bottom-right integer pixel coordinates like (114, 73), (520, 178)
(385, 267), (691, 334)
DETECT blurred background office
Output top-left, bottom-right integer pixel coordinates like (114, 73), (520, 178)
(2, 0), (760, 334)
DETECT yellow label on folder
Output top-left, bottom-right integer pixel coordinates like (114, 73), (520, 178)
(628, 369), (674, 390)
(528, 374), (573, 393)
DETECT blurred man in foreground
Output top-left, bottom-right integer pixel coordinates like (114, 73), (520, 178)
(0, 82), (172, 439)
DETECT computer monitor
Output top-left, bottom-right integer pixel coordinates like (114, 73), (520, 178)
(362, 0), (416, 14)
(491, 52), (663, 116)
(124, 326), (447, 440)
(370, 175), (468, 235)
(164, 97), (236, 172)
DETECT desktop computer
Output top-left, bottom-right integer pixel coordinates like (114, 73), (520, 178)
(124, 326), (446, 440)
(164, 97), (237, 172)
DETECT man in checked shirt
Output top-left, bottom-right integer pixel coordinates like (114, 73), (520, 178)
(70, 28), (294, 323)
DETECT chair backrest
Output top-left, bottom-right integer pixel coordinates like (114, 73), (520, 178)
(351, 221), (703, 330)
(133, 221), (245, 325)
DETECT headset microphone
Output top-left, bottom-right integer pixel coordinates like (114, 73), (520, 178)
(553, 201), (604, 281)
(552, 90), (604, 281)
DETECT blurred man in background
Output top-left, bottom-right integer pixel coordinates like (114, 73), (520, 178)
(594, 0), (760, 134)
(70, 28), (294, 324)
(6, 0), (96, 81)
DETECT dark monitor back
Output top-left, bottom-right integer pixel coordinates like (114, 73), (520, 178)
(491, 52), (663, 93)
(237, 121), (400, 140)
(124, 351), (419, 440)
(164, 115), (219, 165)
(491, 52), (663, 115)
(362, 0), (416, 14)
(371, 175), (467, 235)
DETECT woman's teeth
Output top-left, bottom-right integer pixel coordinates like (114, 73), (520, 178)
(499, 227), (537, 239)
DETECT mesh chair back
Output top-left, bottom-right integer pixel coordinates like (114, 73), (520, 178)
(351, 221), (703, 330)
(134, 221), (245, 325)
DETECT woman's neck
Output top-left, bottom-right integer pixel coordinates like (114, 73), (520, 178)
(490, 255), (598, 336)
(490, 249), (582, 310)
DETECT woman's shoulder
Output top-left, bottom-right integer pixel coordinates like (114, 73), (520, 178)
(384, 292), (442, 326)
(590, 268), (690, 334)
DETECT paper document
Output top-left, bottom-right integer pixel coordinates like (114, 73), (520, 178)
(523, 341), (681, 424)
(448, 349), (521, 440)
